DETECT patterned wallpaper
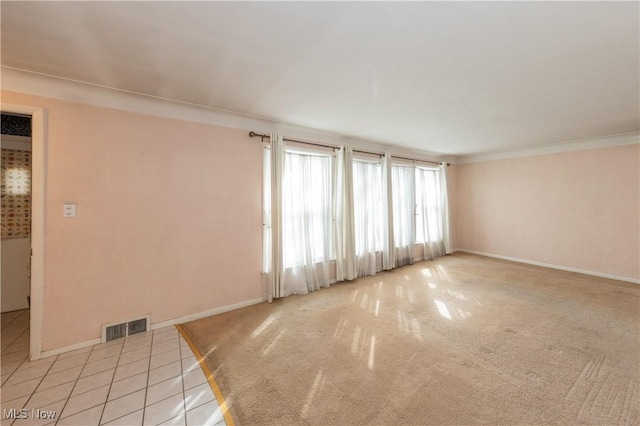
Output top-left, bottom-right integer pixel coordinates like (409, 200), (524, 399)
(1, 149), (31, 239)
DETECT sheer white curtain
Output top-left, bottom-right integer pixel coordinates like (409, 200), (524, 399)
(264, 138), (453, 301)
(281, 151), (333, 296)
(352, 158), (384, 277)
(263, 134), (285, 302)
(382, 153), (395, 270)
(416, 167), (445, 260)
(440, 163), (453, 254)
(391, 164), (415, 267)
(262, 144), (271, 296)
(335, 147), (356, 281)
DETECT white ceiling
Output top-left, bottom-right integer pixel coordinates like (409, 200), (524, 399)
(1, 1), (638, 156)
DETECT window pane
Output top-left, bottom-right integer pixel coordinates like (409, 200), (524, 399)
(1, 149), (31, 239)
(353, 160), (384, 254)
(391, 164), (415, 249)
(282, 152), (332, 268)
(415, 167), (442, 244)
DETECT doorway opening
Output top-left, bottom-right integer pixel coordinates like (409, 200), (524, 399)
(1, 104), (45, 361)
(1, 112), (33, 362)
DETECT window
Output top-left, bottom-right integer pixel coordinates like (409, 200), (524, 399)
(263, 135), (451, 300)
(391, 164), (416, 250)
(352, 159), (384, 255)
(390, 164), (444, 248)
(415, 167), (442, 244)
(282, 151), (333, 268)
(1, 149), (31, 239)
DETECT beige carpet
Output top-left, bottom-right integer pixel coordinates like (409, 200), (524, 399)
(181, 253), (639, 425)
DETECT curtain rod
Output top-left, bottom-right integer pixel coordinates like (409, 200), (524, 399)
(248, 132), (449, 166)
(249, 131), (338, 151)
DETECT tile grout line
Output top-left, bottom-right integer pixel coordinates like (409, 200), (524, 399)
(137, 329), (186, 425)
(2, 308), (29, 329)
(0, 309), (28, 331)
(53, 342), (98, 425)
(95, 340), (128, 426)
(139, 328), (156, 426)
(22, 354), (108, 402)
(50, 339), (148, 426)
(5, 329), (32, 386)
(51, 333), (178, 424)
(8, 351), (89, 387)
(0, 326), (28, 346)
(3, 359), (59, 423)
(0, 313), (19, 331)
(178, 331), (188, 425)
(13, 354), (59, 404)
(2, 323), (30, 350)
(54, 340), (118, 425)
(104, 381), (185, 425)
(147, 337), (181, 358)
(2, 326), (189, 426)
(100, 347), (186, 424)
(176, 324), (231, 426)
(4, 353), (60, 411)
(1, 326), (31, 367)
(0, 310), (31, 426)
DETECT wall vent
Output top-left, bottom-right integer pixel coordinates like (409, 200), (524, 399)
(102, 315), (150, 342)
(105, 323), (127, 342)
(127, 318), (148, 336)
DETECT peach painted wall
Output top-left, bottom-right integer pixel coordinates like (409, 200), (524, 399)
(455, 143), (640, 280)
(1, 91), (263, 351)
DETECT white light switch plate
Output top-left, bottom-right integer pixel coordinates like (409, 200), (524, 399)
(63, 203), (76, 218)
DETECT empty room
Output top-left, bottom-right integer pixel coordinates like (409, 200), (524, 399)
(1, 2), (638, 425)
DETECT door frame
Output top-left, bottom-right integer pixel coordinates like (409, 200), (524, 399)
(2, 102), (46, 360)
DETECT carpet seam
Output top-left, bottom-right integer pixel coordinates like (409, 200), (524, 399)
(175, 323), (235, 426)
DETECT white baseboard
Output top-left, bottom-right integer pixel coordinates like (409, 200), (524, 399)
(38, 297), (265, 359)
(39, 338), (102, 360)
(454, 249), (639, 284)
(151, 297), (265, 330)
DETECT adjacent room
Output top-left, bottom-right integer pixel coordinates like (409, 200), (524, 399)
(1, 2), (638, 425)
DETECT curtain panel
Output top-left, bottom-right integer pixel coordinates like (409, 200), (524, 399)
(352, 158), (385, 277)
(391, 164), (416, 267)
(263, 139), (452, 301)
(281, 151), (333, 296)
(440, 163), (453, 254)
(382, 153), (395, 271)
(263, 134), (286, 302)
(416, 167), (445, 260)
(335, 147), (356, 281)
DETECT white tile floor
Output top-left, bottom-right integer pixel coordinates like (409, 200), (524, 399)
(1, 310), (226, 426)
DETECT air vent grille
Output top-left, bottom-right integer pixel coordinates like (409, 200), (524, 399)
(128, 318), (147, 336)
(105, 324), (127, 342)
(102, 315), (150, 342)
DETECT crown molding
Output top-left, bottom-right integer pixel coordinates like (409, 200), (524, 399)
(0, 67), (446, 162)
(5, 67), (630, 165)
(455, 132), (639, 164)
